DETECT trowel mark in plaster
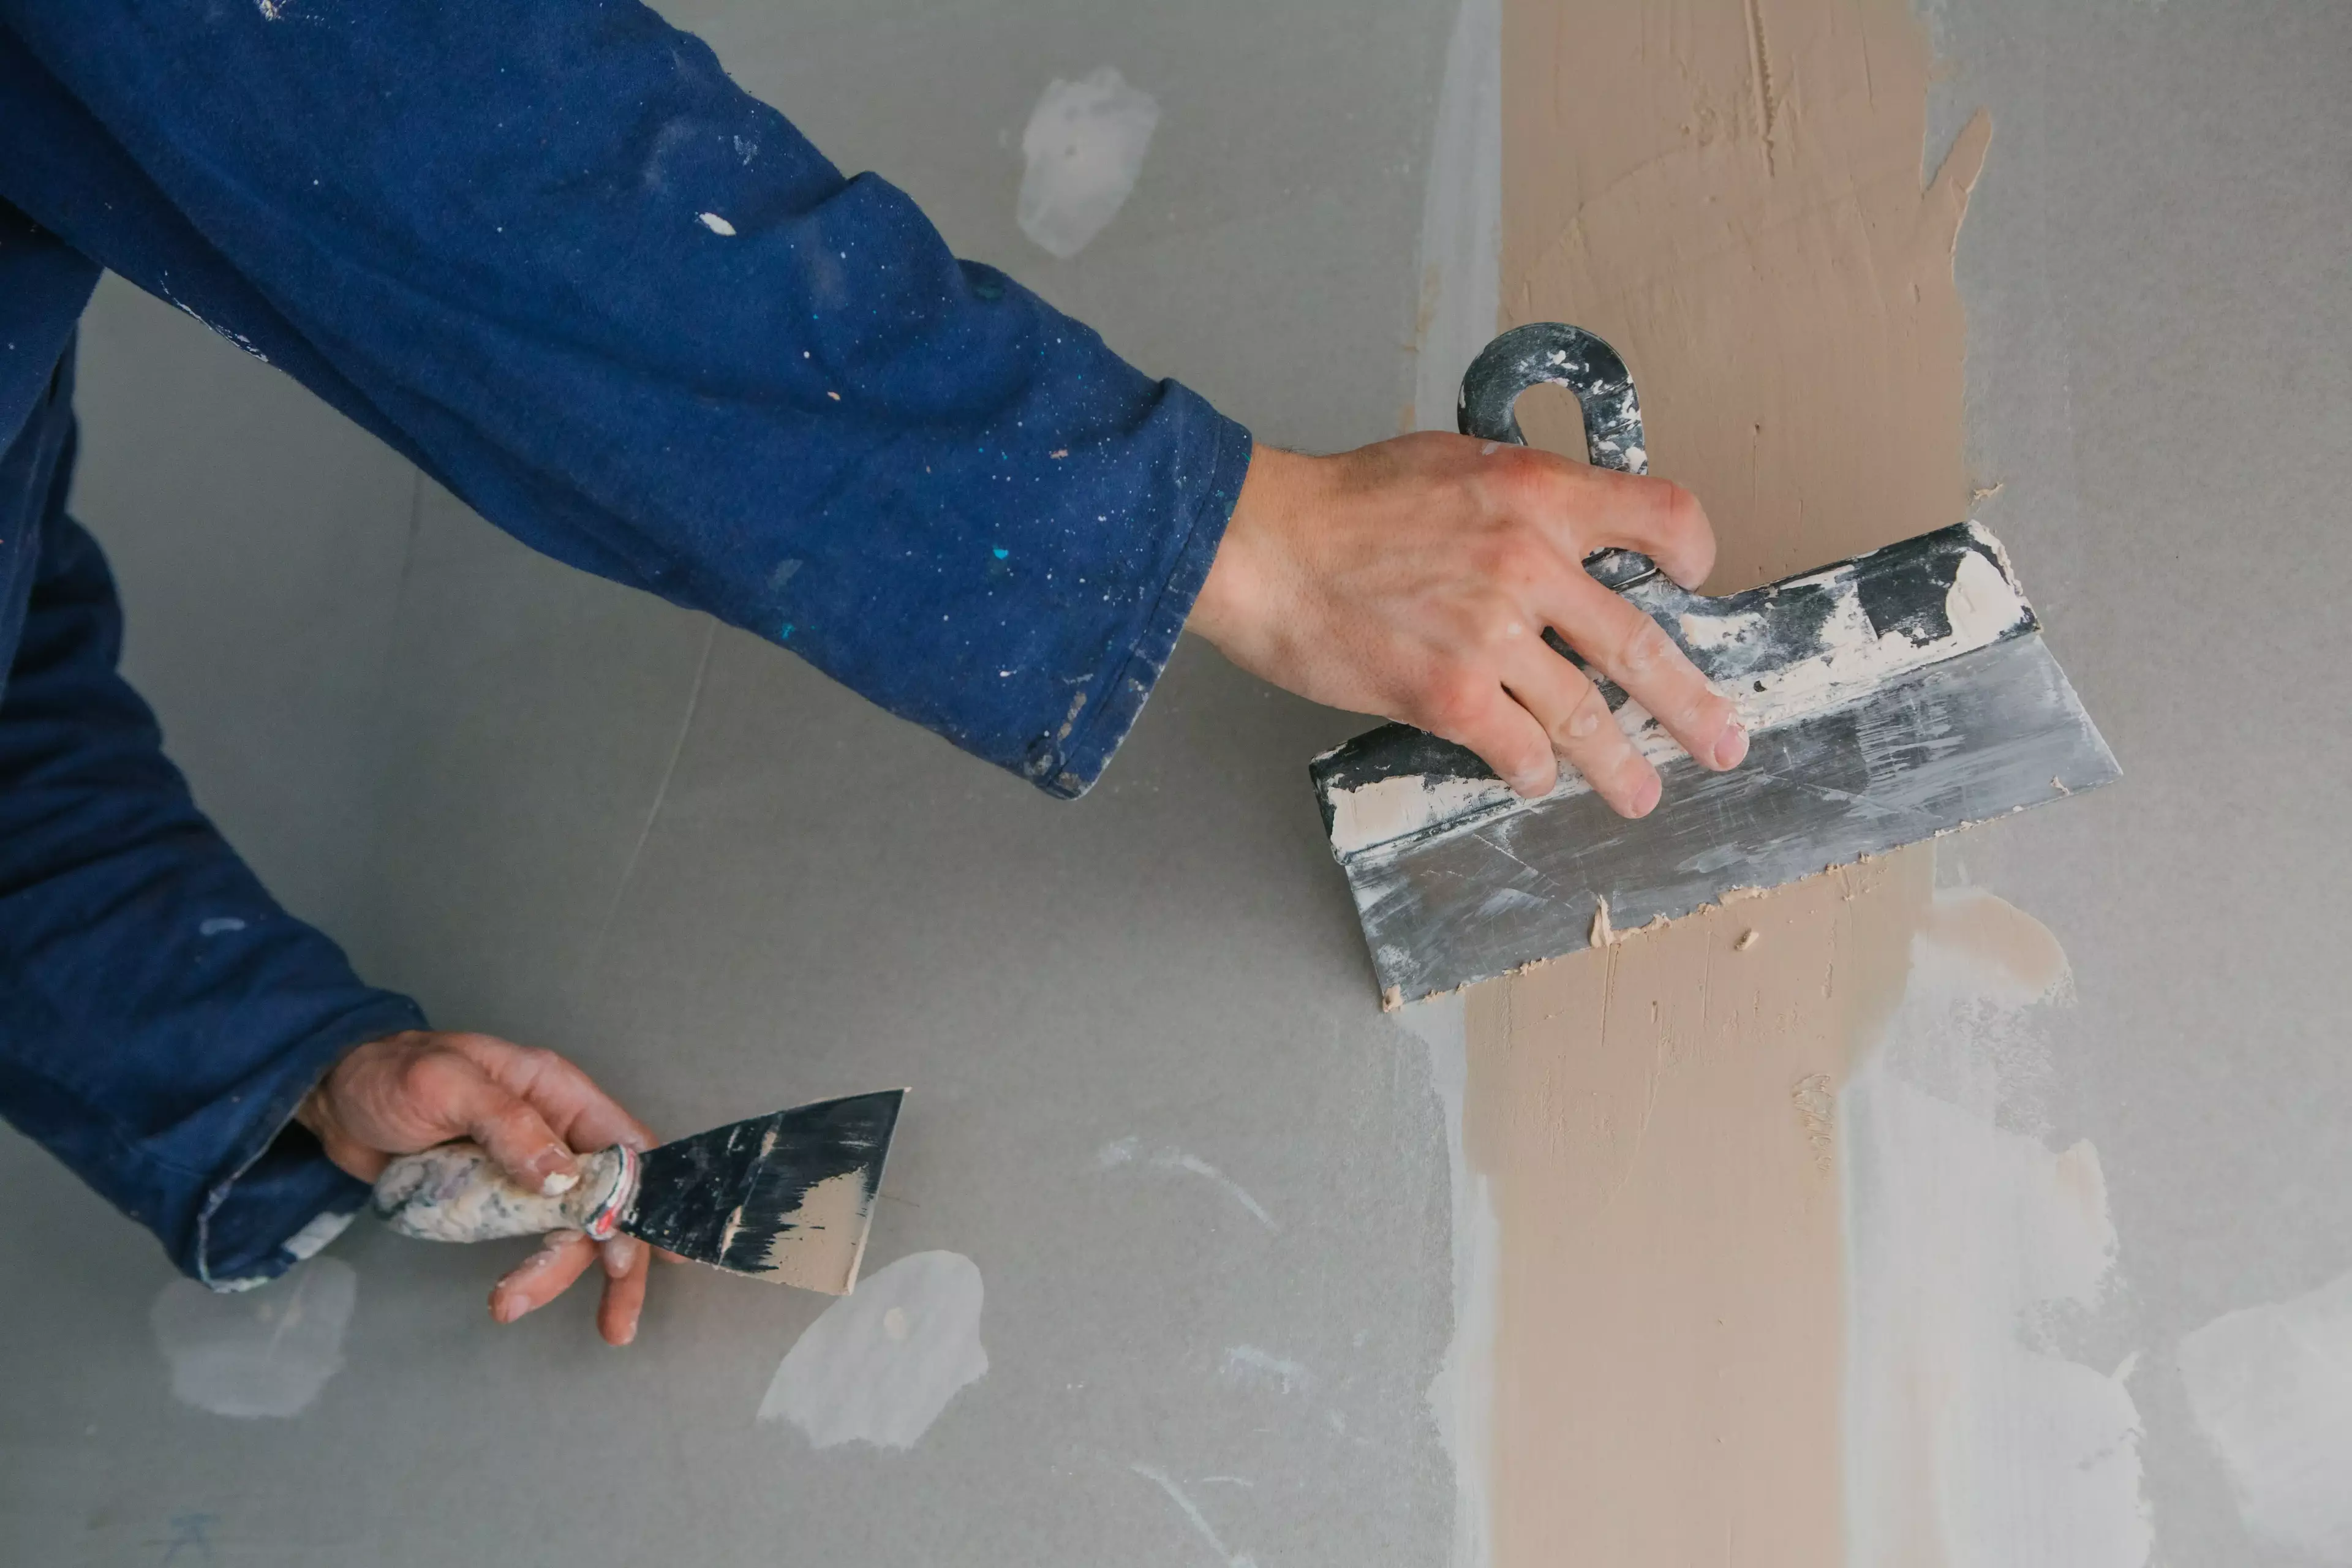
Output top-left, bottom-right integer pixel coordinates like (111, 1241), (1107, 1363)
(1219, 1344), (1311, 1396)
(150, 1257), (356, 1419)
(1129, 1463), (1259, 1568)
(1096, 1136), (1276, 1231)
(2179, 1265), (2352, 1561)
(1017, 67), (1159, 259)
(1844, 887), (2150, 1567)
(757, 1251), (986, 1449)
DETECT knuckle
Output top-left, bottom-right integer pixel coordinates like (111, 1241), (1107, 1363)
(1555, 680), (1608, 743)
(1420, 672), (1489, 735)
(1615, 616), (1677, 675)
(396, 1049), (459, 1102)
(1656, 478), (1703, 530)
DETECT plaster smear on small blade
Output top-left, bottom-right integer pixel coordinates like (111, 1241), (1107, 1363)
(151, 1257), (356, 1419)
(747, 1167), (876, 1293)
(1845, 887), (2150, 1567)
(757, 1251), (987, 1448)
(1017, 67), (1159, 258)
(2179, 1265), (2352, 1561)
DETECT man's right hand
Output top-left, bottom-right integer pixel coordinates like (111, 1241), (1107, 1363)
(297, 1030), (665, 1346)
(1189, 435), (1749, 816)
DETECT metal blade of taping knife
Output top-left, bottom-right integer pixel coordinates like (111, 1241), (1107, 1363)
(1310, 521), (2119, 1008)
(621, 1089), (905, 1294)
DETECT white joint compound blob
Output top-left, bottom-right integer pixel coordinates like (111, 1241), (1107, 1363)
(757, 1250), (987, 1449)
(2178, 1265), (2352, 1562)
(149, 1257), (357, 1419)
(1016, 67), (1159, 258)
(1844, 888), (2152, 1568)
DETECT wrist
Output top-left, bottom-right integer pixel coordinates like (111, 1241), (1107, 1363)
(1194, 443), (1311, 658)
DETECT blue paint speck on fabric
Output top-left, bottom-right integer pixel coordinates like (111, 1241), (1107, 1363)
(778, 622), (794, 640)
(992, 547), (1009, 560)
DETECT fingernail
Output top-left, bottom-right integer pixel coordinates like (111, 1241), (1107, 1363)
(1713, 723), (1749, 770)
(492, 1292), (523, 1324)
(1629, 772), (1662, 818)
(601, 1237), (643, 1279)
(532, 1148), (581, 1196)
(614, 1319), (639, 1348)
(1512, 772), (1552, 799)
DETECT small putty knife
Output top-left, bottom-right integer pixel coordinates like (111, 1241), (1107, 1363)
(1311, 323), (2120, 1007)
(371, 1089), (905, 1295)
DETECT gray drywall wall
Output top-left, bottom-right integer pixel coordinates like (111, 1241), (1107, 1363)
(3, 1), (2348, 1564)
(0, 4), (1463, 1565)
(1924, 2), (2352, 1563)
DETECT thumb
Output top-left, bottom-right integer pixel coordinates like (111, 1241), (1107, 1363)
(434, 1057), (582, 1197)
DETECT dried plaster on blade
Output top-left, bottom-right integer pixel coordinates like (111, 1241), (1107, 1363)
(1463, 0), (1997, 1560)
(1322, 532), (2030, 854)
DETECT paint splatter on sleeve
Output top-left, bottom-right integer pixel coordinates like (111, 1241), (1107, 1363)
(0, 6), (1251, 797)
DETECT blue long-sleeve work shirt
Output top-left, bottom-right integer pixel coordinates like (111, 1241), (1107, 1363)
(0, 4), (1251, 1287)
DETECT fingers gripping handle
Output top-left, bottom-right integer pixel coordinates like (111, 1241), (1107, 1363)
(372, 1142), (638, 1243)
(1457, 323), (1657, 591)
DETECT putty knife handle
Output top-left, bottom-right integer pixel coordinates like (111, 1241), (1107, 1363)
(1457, 323), (1656, 591)
(371, 1141), (637, 1243)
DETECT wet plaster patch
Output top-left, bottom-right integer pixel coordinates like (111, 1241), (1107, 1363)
(1017, 67), (1159, 259)
(2179, 1265), (2352, 1562)
(757, 1250), (987, 1449)
(1844, 888), (2151, 1568)
(150, 1257), (356, 1419)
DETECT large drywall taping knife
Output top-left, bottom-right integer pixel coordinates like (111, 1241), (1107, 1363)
(1311, 324), (2119, 1008)
(372, 1089), (905, 1295)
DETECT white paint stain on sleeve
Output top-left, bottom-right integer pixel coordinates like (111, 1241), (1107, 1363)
(1017, 67), (1159, 259)
(2179, 1265), (2352, 1562)
(756, 1250), (986, 1449)
(149, 1257), (356, 1419)
(1844, 887), (2152, 1567)
(697, 211), (737, 236)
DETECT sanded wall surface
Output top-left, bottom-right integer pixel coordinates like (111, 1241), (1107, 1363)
(2, 2), (2348, 1565)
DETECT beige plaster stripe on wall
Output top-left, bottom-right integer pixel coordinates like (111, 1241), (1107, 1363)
(1466, 851), (1931, 1565)
(1502, 0), (1989, 592)
(1464, 0), (1991, 1561)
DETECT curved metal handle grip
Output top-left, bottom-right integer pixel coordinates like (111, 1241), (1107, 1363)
(1457, 323), (1656, 591)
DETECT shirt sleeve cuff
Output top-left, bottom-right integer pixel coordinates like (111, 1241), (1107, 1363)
(191, 995), (426, 1290)
(1041, 401), (1254, 799)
